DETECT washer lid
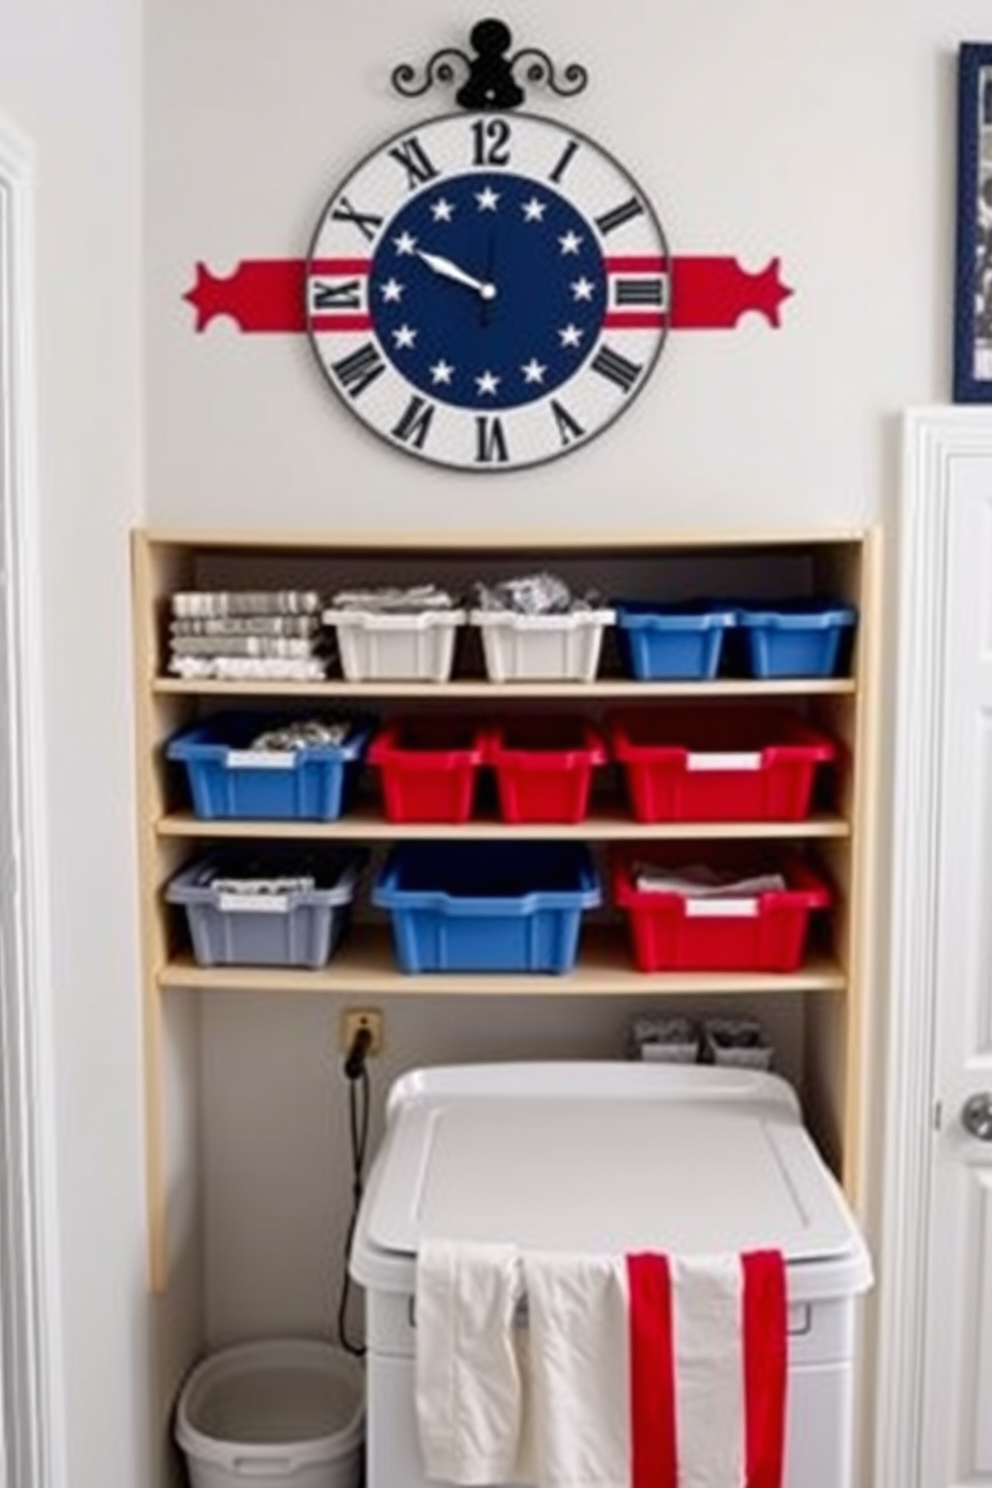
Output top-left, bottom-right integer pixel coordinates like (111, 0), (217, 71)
(351, 1063), (872, 1299)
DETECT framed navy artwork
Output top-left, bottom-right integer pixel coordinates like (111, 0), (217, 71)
(954, 42), (992, 402)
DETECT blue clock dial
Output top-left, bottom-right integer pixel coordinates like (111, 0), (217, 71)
(368, 173), (607, 411)
(306, 112), (670, 472)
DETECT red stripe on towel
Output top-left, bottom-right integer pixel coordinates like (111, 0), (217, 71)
(627, 1253), (678, 1488)
(742, 1250), (788, 1488)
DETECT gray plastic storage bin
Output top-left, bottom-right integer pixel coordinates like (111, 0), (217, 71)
(167, 848), (362, 968)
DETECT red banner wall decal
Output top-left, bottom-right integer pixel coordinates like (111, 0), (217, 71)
(183, 255), (793, 336)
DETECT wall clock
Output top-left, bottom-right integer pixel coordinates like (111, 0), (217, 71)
(304, 20), (669, 472)
(182, 19), (794, 464)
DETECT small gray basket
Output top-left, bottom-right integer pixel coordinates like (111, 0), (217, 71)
(702, 1017), (774, 1070)
(629, 1015), (701, 1064)
(167, 848), (362, 969)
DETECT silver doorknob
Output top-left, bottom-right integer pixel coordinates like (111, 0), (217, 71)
(961, 1093), (992, 1140)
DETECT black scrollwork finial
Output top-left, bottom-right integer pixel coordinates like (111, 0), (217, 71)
(391, 18), (589, 111)
(456, 20), (524, 110)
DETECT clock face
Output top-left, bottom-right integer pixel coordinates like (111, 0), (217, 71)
(305, 112), (669, 471)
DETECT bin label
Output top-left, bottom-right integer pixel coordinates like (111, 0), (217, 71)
(685, 897), (758, 918)
(686, 751), (760, 772)
(226, 749), (296, 770)
(217, 893), (291, 913)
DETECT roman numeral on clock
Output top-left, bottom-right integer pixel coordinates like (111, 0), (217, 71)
(595, 197), (646, 236)
(330, 342), (386, 398)
(591, 343), (643, 393)
(614, 278), (665, 307)
(309, 278), (362, 311)
(388, 135), (441, 191)
(330, 197), (384, 243)
(549, 138), (579, 184)
(551, 399), (585, 447)
(391, 395), (435, 450)
(475, 416), (509, 465)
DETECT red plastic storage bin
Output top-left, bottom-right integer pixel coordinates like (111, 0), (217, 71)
(613, 852), (831, 972)
(485, 718), (607, 823)
(609, 711), (836, 822)
(368, 719), (487, 823)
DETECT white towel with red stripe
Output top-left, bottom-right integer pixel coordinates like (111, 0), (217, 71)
(415, 1241), (787, 1488)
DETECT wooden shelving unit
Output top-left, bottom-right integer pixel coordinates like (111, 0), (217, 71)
(132, 527), (881, 1292)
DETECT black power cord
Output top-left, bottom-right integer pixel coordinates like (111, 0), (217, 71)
(345, 1025), (373, 1081)
(337, 1028), (373, 1357)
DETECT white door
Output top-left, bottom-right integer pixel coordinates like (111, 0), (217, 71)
(881, 414), (992, 1488)
(916, 457), (992, 1486)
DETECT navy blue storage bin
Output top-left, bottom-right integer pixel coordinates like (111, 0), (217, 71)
(167, 714), (370, 821)
(373, 842), (601, 974)
(614, 602), (737, 680)
(736, 601), (857, 679)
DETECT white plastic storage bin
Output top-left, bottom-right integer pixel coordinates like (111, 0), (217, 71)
(323, 608), (465, 682)
(174, 1339), (365, 1488)
(470, 608), (615, 683)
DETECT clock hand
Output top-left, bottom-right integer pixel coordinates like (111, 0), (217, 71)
(417, 249), (498, 301)
(480, 233), (497, 328)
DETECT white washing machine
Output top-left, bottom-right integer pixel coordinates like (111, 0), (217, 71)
(350, 1062), (872, 1488)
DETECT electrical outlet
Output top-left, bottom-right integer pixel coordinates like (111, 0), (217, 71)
(341, 1008), (384, 1057)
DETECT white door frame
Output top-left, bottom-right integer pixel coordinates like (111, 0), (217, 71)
(0, 113), (66, 1488)
(874, 406), (992, 1486)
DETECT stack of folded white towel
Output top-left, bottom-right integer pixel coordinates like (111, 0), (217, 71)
(415, 1240), (787, 1488)
(168, 589), (327, 680)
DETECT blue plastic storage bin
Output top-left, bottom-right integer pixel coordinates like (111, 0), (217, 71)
(167, 846), (364, 968)
(614, 601), (738, 680)
(736, 601), (857, 678)
(372, 842), (601, 974)
(166, 714), (370, 821)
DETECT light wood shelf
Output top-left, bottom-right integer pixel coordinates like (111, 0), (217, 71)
(153, 676), (857, 699)
(155, 807), (851, 841)
(132, 525), (881, 1294)
(157, 925), (846, 995)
